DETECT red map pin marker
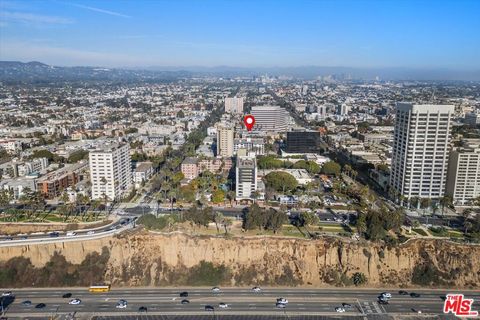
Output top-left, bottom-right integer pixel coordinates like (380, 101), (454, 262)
(244, 115), (255, 131)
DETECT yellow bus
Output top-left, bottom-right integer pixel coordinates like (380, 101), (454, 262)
(89, 285), (110, 293)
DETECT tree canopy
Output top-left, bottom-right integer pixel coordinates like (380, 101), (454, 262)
(264, 171), (298, 193)
(321, 161), (341, 176)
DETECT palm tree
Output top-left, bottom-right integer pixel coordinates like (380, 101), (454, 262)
(222, 218), (232, 234)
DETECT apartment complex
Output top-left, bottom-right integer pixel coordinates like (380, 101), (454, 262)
(89, 143), (132, 201)
(233, 138), (265, 156)
(236, 156), (257, 200)
(250, 105), (288, 133)
(446, 143), (480, 205)
(224, 97), (244, 114)
(216, 124), (234, 157)
(390, 103), (454, 201)
(36, 162), (87, 199)
(181, 157), (233, 180)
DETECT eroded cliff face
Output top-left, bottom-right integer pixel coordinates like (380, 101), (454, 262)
(1, 233), (479, 288)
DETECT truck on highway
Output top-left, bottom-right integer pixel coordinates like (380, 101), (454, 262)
(89, 285), (110, 293)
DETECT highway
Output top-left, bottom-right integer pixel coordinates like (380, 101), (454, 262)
(1, 287), (477, 318)
(0, 217), (135, 247)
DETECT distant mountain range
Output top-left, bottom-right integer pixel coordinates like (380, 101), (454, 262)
(1, 61), (479, 82)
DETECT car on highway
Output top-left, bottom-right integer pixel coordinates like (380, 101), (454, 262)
(252, 286), (262, 292)
(381, 292), (392, 299)
(3, 237), (13, 241)
(212, 287), (221, 293)
(205, 305), (215, 311)
(87, 231), (95, 235)
(19, 235), (28, 240)
(410, 292), (421, 298)
(21, 300), (32, 306)
(275, 302), (286, 308)
(335, 307), (346, 313)
(399, 290), (409, 295)
(342, 303), (352, 309)
(1, 291), (12, 297)
(219, 302), (228, 308)
(277, 298), (288, 304)
(378, 298), (389, 305)
(49, 231), (60, 237)
(69, 299), (81, 305)
(62, 293), (72, 298)
(180, 291), (188, 297)
(66, 232), (77, 237)
(116, 299), (127, 308)
(35, 303), (46, 309)
(181, 299), (190, 304)
(138, 306), (147, 312)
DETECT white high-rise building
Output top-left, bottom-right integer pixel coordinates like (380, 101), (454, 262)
(390, 103), (454, 201)
(446, 144), (480, 205)
(236, 156), (257, 200)
(89, 143), (132, 201)
(216, 124), (234, 157)
(250, 105), (288, 133)
(224, 97), (244, 114)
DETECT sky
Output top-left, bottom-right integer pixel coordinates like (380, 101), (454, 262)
(0, 0), (479, 69)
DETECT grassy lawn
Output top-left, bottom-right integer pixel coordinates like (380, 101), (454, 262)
(412, 228), (429, 236)
(448, 230), (464, 239)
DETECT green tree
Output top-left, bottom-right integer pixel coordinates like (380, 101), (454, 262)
(264, 171), (298, 193)
(321, 161), (341, 176)
(352, 272), (368, 286)
(67, 149), (88, 163)
(212, 189), (225, 204)
(298, 211), (319, 227)
(293, 160), (320, 174)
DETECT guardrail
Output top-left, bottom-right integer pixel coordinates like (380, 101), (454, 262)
(0, 224), (132, 248)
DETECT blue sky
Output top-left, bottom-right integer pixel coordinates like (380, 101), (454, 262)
(0, 0), (479, 68)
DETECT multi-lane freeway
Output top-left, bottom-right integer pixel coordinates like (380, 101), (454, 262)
(1, 287), (476, 318)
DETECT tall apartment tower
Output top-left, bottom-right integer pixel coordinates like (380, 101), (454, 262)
(446, 143), (480, 205)
(224, 97), (244, 114)
(250, 105), (288, 133)
(89, 143), (132, 201)
(236, 156), (257, 200)
(216, 124), (234, 157)
(390, 103), (454, 201)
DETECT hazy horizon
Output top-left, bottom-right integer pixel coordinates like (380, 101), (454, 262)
(1, 0), (479, 70)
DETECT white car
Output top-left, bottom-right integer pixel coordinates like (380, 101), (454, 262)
(335, 307), (346, 313)
(218, 302), (228, 308)
(252, 286), (262, 293)
(212, 287), (221, 293)
(276, 303), (286, 308)
(116, 299), (127, 308)
(381, 292), (392, 299)
(66, 232), (77, 237)
(87, 231), (95, 235)
(277, 298), (288, 304)
(69, 299), (81, 305)
(2, 291), (12, 297)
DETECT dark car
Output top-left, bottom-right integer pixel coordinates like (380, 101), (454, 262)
(410, 292), (421, 298)
(181, 299), (190, 304)
(399, 290), (409, 295)
(49, 232), (59, 237)
(35, 303), (46, 309)
(180, 291), (188, 297)
(342, 303), (352, 309)
(21, 300), (32, 306)
(62, 293), (72, 298)
(138, 306), (147, 312)
(205, 305), (214, 311)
